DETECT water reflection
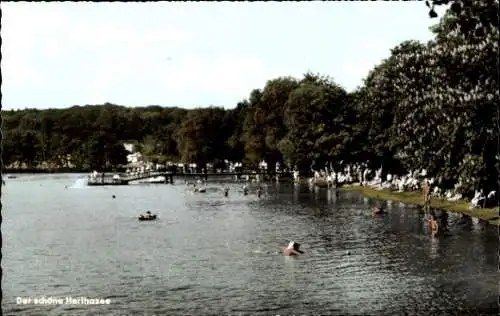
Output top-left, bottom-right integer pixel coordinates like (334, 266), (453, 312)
(438, 210), (449, 232)
(283, 256), (298, 276)
(429, 236), (440, 259)
(386, 199), (393, 210)
(458, 214), (473, 230)
(326, 188), (338, 205)
(293, 184), (300, 202)
(314, 185), (320, 200)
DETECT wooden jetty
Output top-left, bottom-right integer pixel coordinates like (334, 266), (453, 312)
(87, 170), (292, 186)
(87, 171), (174, 186)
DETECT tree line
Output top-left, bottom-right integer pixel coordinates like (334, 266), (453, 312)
(1, 1), (498, 197)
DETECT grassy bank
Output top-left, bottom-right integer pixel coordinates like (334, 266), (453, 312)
(340, 185), (499, 225)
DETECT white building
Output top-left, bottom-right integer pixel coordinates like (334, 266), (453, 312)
(123, 143), (142, 164)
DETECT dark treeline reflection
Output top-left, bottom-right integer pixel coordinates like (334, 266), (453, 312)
(2, 1), (498, 198)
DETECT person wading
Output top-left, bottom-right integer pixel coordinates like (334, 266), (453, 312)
(428, 214), (439, 237)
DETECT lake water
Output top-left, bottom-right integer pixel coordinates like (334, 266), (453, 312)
(2, 174), (498, 315)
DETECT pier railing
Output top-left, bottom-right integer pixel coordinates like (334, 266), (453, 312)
(87, 170), (293, 185)
(122, 170), (172, 182)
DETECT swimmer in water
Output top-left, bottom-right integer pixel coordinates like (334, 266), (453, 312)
(372, 206), (385, 215)
(223, 187), (229, 197)
(283, 241), (304, 256)
(243, 185), (249, 195)
(257, 185), (263, 198)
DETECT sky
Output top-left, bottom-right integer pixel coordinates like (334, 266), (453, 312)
(1, 2), (446, 110)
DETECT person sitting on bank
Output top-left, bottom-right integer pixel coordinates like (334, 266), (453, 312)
(283, 241), (304, 256)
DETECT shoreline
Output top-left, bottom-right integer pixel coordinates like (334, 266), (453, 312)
(339, 184), (499, 226)
(3, 168), (102, 174)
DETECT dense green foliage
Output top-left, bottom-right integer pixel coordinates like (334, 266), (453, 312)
(2, 1), (498, 196)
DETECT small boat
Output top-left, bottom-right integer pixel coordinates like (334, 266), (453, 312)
(7, 175), (17, 179)
(138, 214), (157, 221)
(195, 188), (206, 193)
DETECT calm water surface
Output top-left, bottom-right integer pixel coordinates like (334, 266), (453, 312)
(2, 174), (498, 315)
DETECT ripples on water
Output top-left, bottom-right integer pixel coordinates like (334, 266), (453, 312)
(2, 174), (498, 315)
